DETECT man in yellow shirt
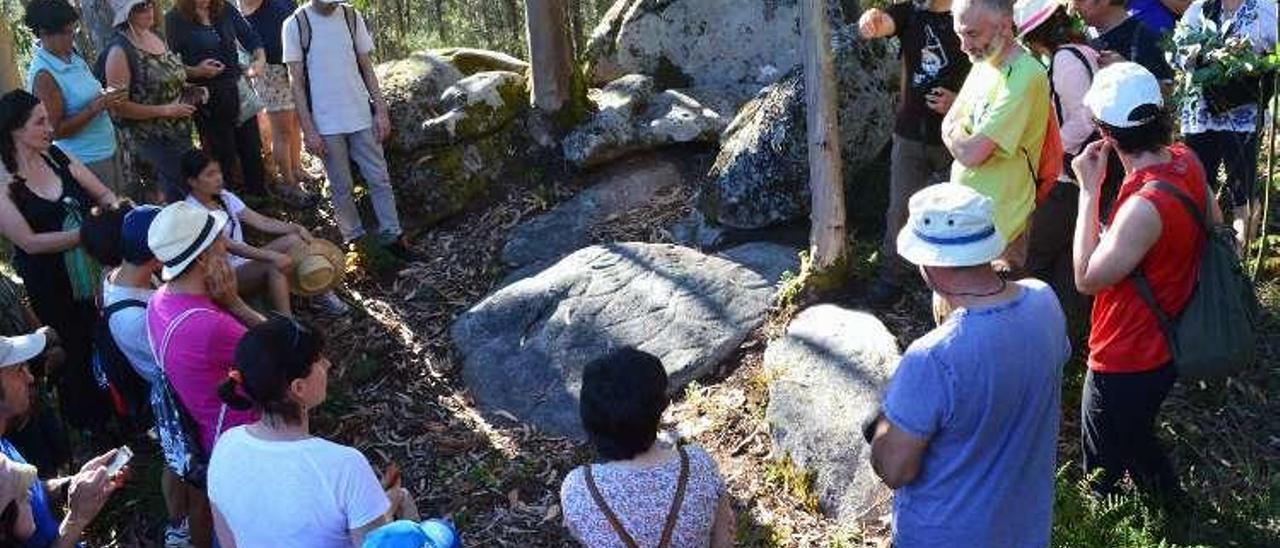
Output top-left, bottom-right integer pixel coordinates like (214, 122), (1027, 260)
(943, 0), (1050, 270)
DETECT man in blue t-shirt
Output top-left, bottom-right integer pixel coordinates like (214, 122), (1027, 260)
(864, 183), (1071, 547)
(0, 328), (124, 547)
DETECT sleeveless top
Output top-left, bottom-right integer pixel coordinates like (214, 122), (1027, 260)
(1088, 144), (1208, 373)
(10, 146), (102, 305)
(113, 41), (193, 144)
(25, 47), (117, 164)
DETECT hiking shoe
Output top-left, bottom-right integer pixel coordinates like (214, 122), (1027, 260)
(164, 519), (192, 548)
(312, 291), (351, 316)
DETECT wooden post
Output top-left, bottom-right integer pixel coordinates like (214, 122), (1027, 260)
(801, 0), (847, 269)
(0, 19), (21, 95)
(524, 0), (575, 113)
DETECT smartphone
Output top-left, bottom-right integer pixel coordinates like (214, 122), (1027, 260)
(105, 445), (133, 477)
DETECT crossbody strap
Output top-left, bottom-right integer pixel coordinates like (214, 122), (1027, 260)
(583, 445), (690, 548)
(104, 299), (146, 319)
(1128, 180), (1213, 344)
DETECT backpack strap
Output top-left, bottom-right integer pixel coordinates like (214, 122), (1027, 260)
(297, 8), (314, 109)
(151, 306), (231, 440)
(583, 444), (690, 548)
(104, 299), (146, 319)
(1127, 180), (1213, 350)
(1048, 45), (1094, 127)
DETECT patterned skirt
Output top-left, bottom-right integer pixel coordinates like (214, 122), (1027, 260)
(252, 64), (295, 113)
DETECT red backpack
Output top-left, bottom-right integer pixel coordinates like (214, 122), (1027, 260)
(1034, 106), (1064, 205)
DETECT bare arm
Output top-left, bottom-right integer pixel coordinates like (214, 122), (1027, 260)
(349, 515), (390, 547)
(944, 126), (999, 168)
(869, 414), (929, 489)
(0, 185), (80, 254)
(226, 240), (279, 263)
(212, 503), (238, 548)
(355, 53), (387, 111)
(238, 206), (303, 237)
(105, 48), (184, 121)
(1074, 194), (1161, 295)
(710, 495), (736, 548)
(66, 155), (118, 207)
(32, 72), (106, 140)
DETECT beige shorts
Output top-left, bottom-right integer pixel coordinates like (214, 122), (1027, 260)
(252, 64), (295, 113)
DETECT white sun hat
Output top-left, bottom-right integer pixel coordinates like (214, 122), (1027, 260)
(148, 202), (229, 282)
(897, 183), (1007, 268)
(1014, 0), (1061, 39)
(1082, 62), (1164, 128)
(0, 330), (48, 369)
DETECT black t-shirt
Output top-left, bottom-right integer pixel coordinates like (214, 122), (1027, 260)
(887, 3), (971, 144)
(1089, 17), (1175, 82)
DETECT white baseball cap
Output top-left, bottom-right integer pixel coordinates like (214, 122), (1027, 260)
(1082, 62), (1164, 128)
(0, 330), (48, 370)
(897, 183), (1007, 267)
(147, 202), (228, 282)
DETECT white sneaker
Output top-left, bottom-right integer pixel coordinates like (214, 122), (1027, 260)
(312, 291), (351, 315)
(164, 519), (192, 548)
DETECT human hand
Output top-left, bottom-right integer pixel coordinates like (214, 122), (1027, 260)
(269, 251), (292, 272)
(374, 107), (391, 142)
(164, 102), (198, 119)
(1072, 138), (1112, 195)
(246, 59), (266, 79)
(93, 88), (127, 112)
(65, 466), (120, 528)
(293, 224), (313, 243)
(205, 256), (242, 309)
(857, 9), (893, 39)
(195, 59), (225, 79)
(304, 131), (327, 157)
(925, 87), (957, 115)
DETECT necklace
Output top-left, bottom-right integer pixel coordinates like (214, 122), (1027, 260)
(934, 278), (1007, 298)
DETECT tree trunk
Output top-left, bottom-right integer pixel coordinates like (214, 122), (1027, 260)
(0, 21), (20, 94)
(524, 0), (575, 114)
(77, 0), (117, 61)
(801, 0), (846, 268)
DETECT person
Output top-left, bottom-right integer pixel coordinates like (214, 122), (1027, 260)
(1073, 62), (1211, 502)
(0, 328), (126, 547)
(207, 316), (394, 547)
(0, 453), (39, 545)
(0, 269), (69, 478)
(103, 0), (199, 203)
(1069, 0), (1175, 85)
(0, 90), (118, 437)
(1176, 0), (1278, 249)
(857, 0), (972, 307)
(865, 182), (1070, 546)
(165, 0), (268, 199)
(241, 0), (316, 208)
(179, 149), (348, 315)
(942, 0), (1051, 271)
(282, 0), (411, 258)
(1127, 0), (1190, 35)
(23, 0), (130, 200)
(77, 202), (195, 547)
(1016, 0), (1101, 334)
(146, 201), (266, 548)
(559, 348), (734, 548)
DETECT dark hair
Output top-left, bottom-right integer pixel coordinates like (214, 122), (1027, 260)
(579, 348), (670, 461)
(0, 91), (41, 177)
(22, 0), (79, 37)
(1098, 106), (1174, 155)
(178, 148), (216, 196)
(219, 316), (326, 424)
(175, 0), (226, 23)
(1021, 7), (1086, 51)
(80, 200), (136, 267)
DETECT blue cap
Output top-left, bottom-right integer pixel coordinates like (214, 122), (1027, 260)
(122, 205), (162, 265)
(361, 519), (460, 548)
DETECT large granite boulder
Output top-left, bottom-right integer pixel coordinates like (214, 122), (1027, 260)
(432, 47), (529, 75)
(584, 0), (859, 87)
(376, 52), (466, 156)
(452, 242), (797, 438)
(563, 75), (757, 167)
(699, 32), (897, 230)
(765, 305), (899, 524)
(417, 71), (528, 146)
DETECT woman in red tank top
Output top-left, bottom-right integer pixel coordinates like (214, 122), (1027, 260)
(1072, 62), (1221, 504)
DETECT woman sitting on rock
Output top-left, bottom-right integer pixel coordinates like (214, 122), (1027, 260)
(179, 148), (348, 315)
(559, 348), (735, 548)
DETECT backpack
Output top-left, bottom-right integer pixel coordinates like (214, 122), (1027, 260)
(90, 299), (153, 430)
(148, 307), (228, 488)
(92, 31), (144, 98)
(294, 4), (372, 112)
(1130, 181), (1259, 380)
(1027, 103), (1064, 205)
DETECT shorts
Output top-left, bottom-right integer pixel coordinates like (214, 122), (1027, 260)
(252, 64), (295, 113)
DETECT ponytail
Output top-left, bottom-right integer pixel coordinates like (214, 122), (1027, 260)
(217, 369), (254, 411)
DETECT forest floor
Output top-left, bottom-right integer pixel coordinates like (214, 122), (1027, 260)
(91, 149), (1280, 547)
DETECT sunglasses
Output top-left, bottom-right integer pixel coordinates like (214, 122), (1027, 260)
(130, 1), (153, 14)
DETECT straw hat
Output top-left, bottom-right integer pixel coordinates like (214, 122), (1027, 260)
(288, 239), (347, 297)
(148, 202), (229, 282)
(896, 183), (1007, 268)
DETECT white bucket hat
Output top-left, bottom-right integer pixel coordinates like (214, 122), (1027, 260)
(0, 330), (48, 370)
(148, 202), (229, 282)
(897, 183), (1007, 267)
(1083, 62), (1164, 128)
(1014, 0), (1061, 39)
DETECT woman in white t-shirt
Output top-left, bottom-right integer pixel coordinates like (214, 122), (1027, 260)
(179, 149), (348, 316)
(208, 316), (389, 547)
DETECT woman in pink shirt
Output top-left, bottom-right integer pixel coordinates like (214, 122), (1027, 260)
(144, 201), (266, 548)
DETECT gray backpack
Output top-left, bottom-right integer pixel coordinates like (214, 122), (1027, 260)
(1130, 181), (1259, 380)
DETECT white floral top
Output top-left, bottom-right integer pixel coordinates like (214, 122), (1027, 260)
(1177, 0), (1278, 134)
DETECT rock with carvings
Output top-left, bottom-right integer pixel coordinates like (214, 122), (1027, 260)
(376, 51), (466, 156)
(452, 242), (798, 438)
(765, 304), (899, 524)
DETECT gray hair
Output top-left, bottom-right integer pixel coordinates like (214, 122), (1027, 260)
(960, 0), (1015, 16)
